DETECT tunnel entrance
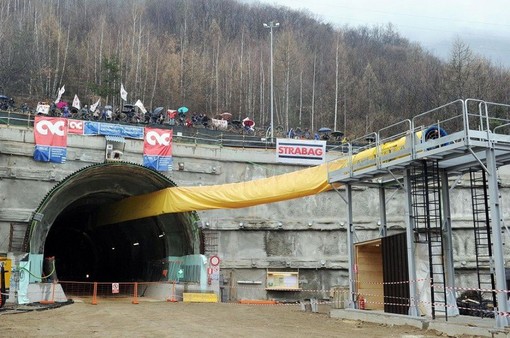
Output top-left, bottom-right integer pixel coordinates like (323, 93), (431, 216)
(28, 162), (200, 283)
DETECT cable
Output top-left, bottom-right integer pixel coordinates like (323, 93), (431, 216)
(17, 260), (55, 281)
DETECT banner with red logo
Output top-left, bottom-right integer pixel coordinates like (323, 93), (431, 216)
(276, 138), (326, 166)
(68, 119), (85, 134)
(33, 116), (68, 163)
(143, 127), (173, 171)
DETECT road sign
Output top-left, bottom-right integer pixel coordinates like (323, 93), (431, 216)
(112, 283), (119, 294)
(210, 255), (221, 266)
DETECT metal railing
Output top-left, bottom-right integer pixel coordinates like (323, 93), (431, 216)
(327, 99), (510, 182)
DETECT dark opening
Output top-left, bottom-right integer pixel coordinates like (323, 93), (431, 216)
(43, 195), (175, 282)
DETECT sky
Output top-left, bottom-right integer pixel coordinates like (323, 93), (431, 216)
(253, 0), (510, 67)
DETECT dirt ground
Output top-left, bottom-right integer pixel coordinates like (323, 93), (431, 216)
(0, 298), (465, 338)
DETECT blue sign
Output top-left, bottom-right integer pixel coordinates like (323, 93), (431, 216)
(84, 121), (144, 139)
(33, 145), (67, 164)
(143, 155), (173, 171)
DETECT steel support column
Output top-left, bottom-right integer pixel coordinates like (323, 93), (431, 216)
(379, 186), (387, 237)
(440, 169), (457, 315)
(404, 168), (419, 317)
(346, 184), (356, 309)
(486, 148), (510, 327)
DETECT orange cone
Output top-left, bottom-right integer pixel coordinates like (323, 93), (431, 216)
(166, 281), (178, 302)
(40, 281), (56, 305)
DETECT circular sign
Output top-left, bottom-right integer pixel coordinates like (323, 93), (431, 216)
(210, 255), (221, 266)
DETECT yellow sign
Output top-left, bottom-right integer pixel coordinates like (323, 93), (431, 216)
(266, 271), (300, 290)
(0, 257), (12, 289)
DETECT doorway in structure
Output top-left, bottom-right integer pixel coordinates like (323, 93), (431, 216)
(355, 232), (409, 314)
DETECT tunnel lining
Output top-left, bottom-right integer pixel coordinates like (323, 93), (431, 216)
(27, 162), (200, 282)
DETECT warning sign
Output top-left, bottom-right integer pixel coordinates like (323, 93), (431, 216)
(112, 283), (119, 294)
(210, 255), (221, 266)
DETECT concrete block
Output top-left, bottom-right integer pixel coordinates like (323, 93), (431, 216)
(330, 308), (428, 330)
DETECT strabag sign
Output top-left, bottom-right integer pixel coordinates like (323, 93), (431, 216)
(276, 138), (326, 165)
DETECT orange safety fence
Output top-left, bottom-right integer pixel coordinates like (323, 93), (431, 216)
(28, 280), (507, 319)
(59, 281), (183, 304)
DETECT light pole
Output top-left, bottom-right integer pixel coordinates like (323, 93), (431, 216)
(263, 21), (279, 141)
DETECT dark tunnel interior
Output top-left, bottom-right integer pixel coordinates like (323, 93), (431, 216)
(43, 192), (195, 283)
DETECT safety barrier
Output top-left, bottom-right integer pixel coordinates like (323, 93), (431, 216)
(0, 279), (488, 319)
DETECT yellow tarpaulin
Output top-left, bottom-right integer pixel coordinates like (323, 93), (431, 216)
(98, 158), (346, 225)
(97, 133), (413, 226)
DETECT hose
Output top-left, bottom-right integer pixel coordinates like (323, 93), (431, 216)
(17, 260), (56, 281)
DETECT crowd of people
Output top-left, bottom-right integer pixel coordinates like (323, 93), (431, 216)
(3, 97), (342, 141)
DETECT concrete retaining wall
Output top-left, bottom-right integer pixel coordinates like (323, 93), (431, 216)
(1, 124), (510, 302)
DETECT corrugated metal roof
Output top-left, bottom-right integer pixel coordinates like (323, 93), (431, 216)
(105, 135), (126, 143)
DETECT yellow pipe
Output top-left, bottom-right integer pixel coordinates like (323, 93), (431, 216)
(97, 132), (415, 226)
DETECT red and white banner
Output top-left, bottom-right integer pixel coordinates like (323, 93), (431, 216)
(211, 118), (228, 130)
(144, 128), (172, 156)
(33, 116), (68, 163)
(68, 119), (85, 134)
(276, 138), (326, 166)
(34, 116), (68, 147)
(143, 128), (173, 171)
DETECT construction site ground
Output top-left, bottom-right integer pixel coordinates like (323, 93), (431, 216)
(0, 298), (485, 337)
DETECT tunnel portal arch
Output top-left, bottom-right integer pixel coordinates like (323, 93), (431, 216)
(27, 162), (200, 282)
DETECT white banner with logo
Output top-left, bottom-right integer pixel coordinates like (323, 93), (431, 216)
(276, 138), (326, 166)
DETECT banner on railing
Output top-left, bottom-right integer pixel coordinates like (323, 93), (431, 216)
(143, 127), (173, 171)
(276, 138), (326, 165)
(33, 116), (68, 163)
(68, 119), (85, 134)
(84, 121), (144, 139)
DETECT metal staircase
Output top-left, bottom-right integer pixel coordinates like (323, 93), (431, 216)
(469, 169), (496, 315)
(8, 223), (28, 253)
(410, 160), (447, 319)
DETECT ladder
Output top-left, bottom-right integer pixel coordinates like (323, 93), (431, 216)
(410, 160), (447, 319)
(469, 169), (496, 316)
(8, 223), (28, 253)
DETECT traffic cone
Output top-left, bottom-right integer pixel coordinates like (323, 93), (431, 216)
(40, 280), (56, 304)
(166, 281), (178, 302)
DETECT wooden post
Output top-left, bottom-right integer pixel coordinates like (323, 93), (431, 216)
(132, 282), (139, 304)
(91, 282), (98, 305)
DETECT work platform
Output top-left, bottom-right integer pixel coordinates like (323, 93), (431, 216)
(327, 99), (510, 185)
(326, 99), (510, 330)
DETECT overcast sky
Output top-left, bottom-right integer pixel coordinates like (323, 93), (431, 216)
(253, 0), (510, 67)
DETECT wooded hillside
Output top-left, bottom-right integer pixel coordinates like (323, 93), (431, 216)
(1, 0), (508, 137)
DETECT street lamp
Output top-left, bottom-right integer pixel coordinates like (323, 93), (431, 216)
(263, 21), (279, 141)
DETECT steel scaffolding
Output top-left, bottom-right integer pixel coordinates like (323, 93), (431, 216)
(328, 99), (510, 328)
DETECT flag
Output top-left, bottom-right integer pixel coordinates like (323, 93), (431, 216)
(55, 85), (65, 104)
(134, 99), (147, 114)
(90, 98), (101, 113)
(120, 83), (128, 102)
(72, 94), (81, 109)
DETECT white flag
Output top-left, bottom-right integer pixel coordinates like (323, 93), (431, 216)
(72, 94), (81, 109)
(120, 83), (128, 102)
(134, 99), (147, 114)
(55, 85), (65, 104)
(90, 98), (101, 113)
